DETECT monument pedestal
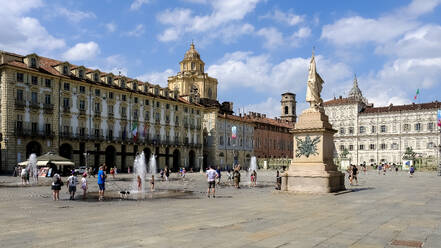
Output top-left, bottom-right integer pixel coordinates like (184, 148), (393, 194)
(283, 108), (345, 193)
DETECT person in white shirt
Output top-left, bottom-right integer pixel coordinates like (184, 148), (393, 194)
(206, 166), (218, 198)
(66, 172), (78, 200)
(81, 173), (88, 199)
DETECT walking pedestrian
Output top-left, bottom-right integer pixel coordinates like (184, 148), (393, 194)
(206, 166), (218, 198)
(251, 170), (257, 187)
(66, 172), (78, 200)
(276, 170), (281, 190)
(137, 175), (142, 191)
(233, 168), (241, 189)
(97, 165), (106, 201)
(351, 165), (358, 185)
(216, 166), (221, 184)
(165, 167), (170, 182)
(51, 173), (62, 201)
(21, 168), (28, 185)
(409, 165), (415, 177)
(150, 175), (155, 192)
(160, 169), (164, 180)
(81, 173), (88, 199)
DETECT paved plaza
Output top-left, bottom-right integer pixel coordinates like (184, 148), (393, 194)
(1, 170), (441, 248)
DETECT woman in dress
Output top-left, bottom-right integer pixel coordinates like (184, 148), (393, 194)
(51, 173), (62, 201)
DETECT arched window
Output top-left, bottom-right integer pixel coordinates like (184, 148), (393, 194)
(284, 106), (289, 115)
(191, 62), (195, 70)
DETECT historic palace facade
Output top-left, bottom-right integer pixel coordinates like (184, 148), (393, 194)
(0, 50), (204, 173)
(324, 76), (441, 165)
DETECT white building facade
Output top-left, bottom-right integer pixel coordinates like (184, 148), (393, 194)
(324, 77), (441, 165)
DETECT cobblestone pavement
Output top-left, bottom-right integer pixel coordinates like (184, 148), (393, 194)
(1, 170), (441, 248)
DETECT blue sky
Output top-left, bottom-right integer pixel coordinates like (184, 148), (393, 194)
(1, 0), (441, 116)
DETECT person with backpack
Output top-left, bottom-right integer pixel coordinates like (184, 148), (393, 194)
(66, 172), (78, 200)
(51, 173), (63, 201)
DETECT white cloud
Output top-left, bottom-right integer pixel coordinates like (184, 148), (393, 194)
(62, 42), (100, 61)
(207, 51), (351, 101)
(262, 9), (304, 26)
(136, 69), (175, 87)
(157, 0), (260, 42)
(362, 57), (441, 106)
(376, 24), (441, 58)
(130, 0), (150, 11)
(55, 7), (96, 23)
(0, 0), (65, 54)
(321, 0), (441, 46)
(105, 22), (116, 33)
(256, 27), (284, 49)
(292, 27), (311, 39)
(125, 24), (145, 37)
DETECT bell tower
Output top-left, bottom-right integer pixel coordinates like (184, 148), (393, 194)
(281, 92), (297, 123)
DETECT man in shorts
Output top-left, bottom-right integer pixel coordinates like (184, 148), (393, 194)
(206, 166), (218, 198)
(97, 165), (106, 201)
(66, 172), (78, 200)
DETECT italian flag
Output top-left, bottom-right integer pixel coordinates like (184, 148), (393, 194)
(132, 123), (138, 141)
(414, 89), (419, 100)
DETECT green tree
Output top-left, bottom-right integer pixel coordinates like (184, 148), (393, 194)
(402, 147), (416, 160)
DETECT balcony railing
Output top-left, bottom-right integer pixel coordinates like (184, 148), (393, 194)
(121, 113), (127, 120)
(155, 119), (160, 124)
(63, 106), (70, 113)
(15, 99), (26, 109)
(43, 103), (54, 112)
(79, 109), (86, 116)
(30, 101), (40, 109)
(15, 128), (55, 138)
(108, 112), (114, 118)
(94, 110), (101, 118)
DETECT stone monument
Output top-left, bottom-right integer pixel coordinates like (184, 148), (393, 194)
(282, 52), (345, 193)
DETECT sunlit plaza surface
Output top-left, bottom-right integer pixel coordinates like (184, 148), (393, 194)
(1, 170), (441, 248)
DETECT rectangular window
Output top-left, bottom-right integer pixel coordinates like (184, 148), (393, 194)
(134, 97), (138, 104)
(166, 103), (170, 109)
(134, 110), (138, 119)
(359, 144), (365, 150)
(359, 126), (365, 134)
(63, 66), (68, 75)
(340, 145), (345, 150)
(121, 107), (126, 116)
(175, 105), (178, 111)
(17, 73), (24, 82)
(122, 95), (126, 101)
(403, 124), (410, 131)
(381, 143), (387, 150)
(94, 129), (100, 137)
(107, 76), (112, 84)
(31, 76), (38, 85)
(380, 125), (386, 133)
(95, 102), (100, 112)
(80, 127), (85, 136)
(64, 82), (70, 91)
(45, 79), (51, 88)
(79, 70), (84, 79)
(145, 111), (150, 120)
(95, 89), (100, 96)
(79, 100), (85, 110)
(415, 123), (421, 131)
(145, 99), (149, 105)
(31, 92), (38, 103)
(108, 105), (113, 114)
(45, 95), (51, 104)
(108, 129), (113, 139)
(156, 102), (160, 108)
(371, 126), (376, 133)
(219, 136), (224, 145)
(349, 127), (354, 134)
(349, 145), (354, 151)
(428, 123), (434, 131)
(109, 92), (113, 99)
(370, 144), (375, 150)
(16, 89), (24, 101)
(63, 98), (69, 107)
(45, 124), (51, 133)
(79, 86), (85, 93)
(339, 128), (345, 135)
(31, 122), (38, 133)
